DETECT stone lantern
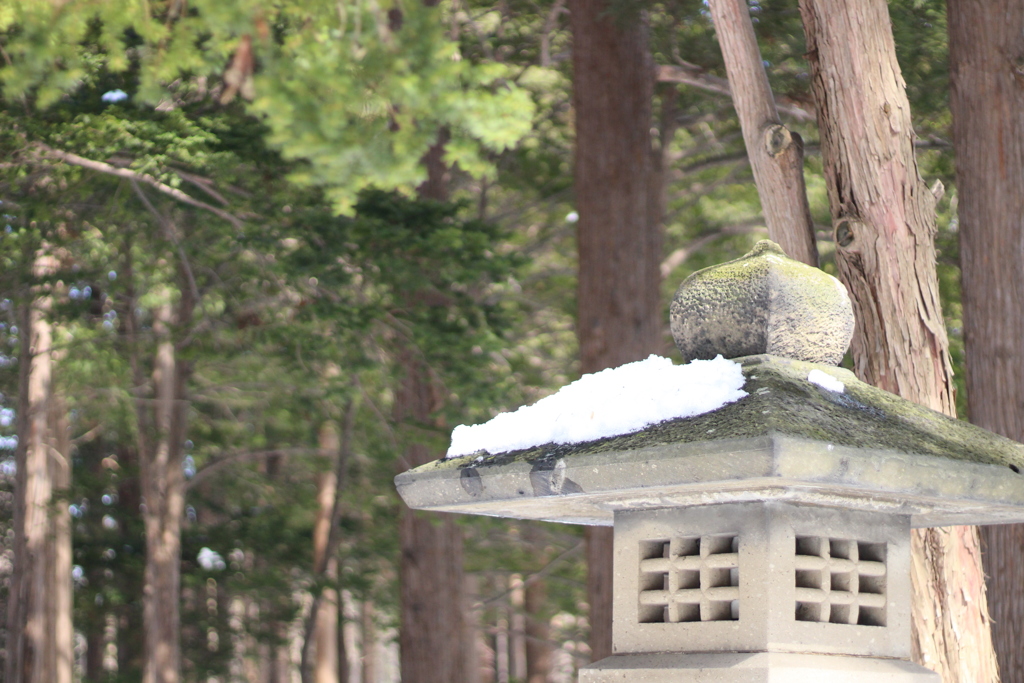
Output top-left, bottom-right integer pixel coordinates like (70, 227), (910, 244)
(395, 241), (1024, 681)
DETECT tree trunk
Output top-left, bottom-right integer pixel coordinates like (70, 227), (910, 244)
(361, 600), (376, 683)
(948, 0), (1024, 679)
(85, 619), (105, 682)
(462, 575), (481, 683)
(980, 527), (1024, 682)
(569, 0), (660, 661)
(47, 390), (73, 682)
(395, 356), (468, 683)
(524, 577), (552, 683)
(495, 588), (510, 683)
(137, 282), (193, 683)
(314, 422), (341, 683)
(465, 573), (492, 683)
(509, 575), (527, 681)
(397, 131), (470, 682)
(5, 251), (73, 683)
(797, 1), (999, 680)
(707, 0), (817, 266)
(397, 504), (467, 683)
(115, 446), (146, 679)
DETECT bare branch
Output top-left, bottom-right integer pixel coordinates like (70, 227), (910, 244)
(172, 169), (231, 207)
(479, 541), (584, 607)
(660, 220), (766, 279)
(656, 64), (816, 123)
(71, 423), (105, 446)
(186, 447), (321, 489)
(30, 143), (244, 229)
(129, 181), (201, 305)
(539, 0), (567, 67)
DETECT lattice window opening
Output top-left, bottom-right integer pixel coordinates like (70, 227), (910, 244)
(794, 536), (887, 627)
(638, 535), (740, 624)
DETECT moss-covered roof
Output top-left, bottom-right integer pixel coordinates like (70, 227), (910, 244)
(434, 355), (1024, 472)
(396, 355), (1024, 526)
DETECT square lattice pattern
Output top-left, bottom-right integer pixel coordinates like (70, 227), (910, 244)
(638, 535), (739, 623)
(794, 536), (887, 626)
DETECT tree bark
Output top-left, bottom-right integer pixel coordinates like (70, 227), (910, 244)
(522, 524), (553, 683)
(5, 250), (73, 683)
(797, 1), (999, 680)
(465, 573), (491, 683)
(509, 575), (527, 680)
(303, 402), (355, 683)
(85, 620), (105, 682)
(569, 0), (660, 661)
(133, 272), (194, 683)
(397, 130), (471, 682)
(980, 527), (1024, 682)
(141, 293), (188, 683)
(948, 0), (1024, 679)
(524, 577), (552, 683)
(314, 421), (341, 683)
(361, 600), (376, 683)
(707, 0), (818, 266)
(397, 504), (467, 683)
(47, 389), (73, 683)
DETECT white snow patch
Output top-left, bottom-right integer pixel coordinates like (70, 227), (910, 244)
(808, 369), (845, 393)
(446, 355), (748, 458)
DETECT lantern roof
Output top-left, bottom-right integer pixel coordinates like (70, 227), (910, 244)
(396, 241), (1024, 528)
(396, 354), (1024, 527)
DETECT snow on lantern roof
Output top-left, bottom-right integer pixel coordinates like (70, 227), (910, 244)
(445, 354), (748, 459)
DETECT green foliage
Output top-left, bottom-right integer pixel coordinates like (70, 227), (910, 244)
(1, 0), (535, 213)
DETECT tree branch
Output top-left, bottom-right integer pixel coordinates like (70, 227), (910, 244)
(656, 64), (816, 123)
(479, 541), (584, 607)
(172, 169), (231, 207)
(31, 143), (244, 229)
(186, 447), (321, 489)
(660, 220), (766, 279)
(129, 181), (201, 305)
(539, 0), (567, 67)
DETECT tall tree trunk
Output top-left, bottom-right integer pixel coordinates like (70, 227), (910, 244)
(569, 0), (660, 661)
(509, 575), (527, 680)
(397, 131), (470, 682)
(303, 403), (354, 683)
(361, 600), (376, 683)
(314, 422), (341, 683)
(47, 390), (73, 682)
(948, 1), (1024, 680)
(706, 0), (818, 266)
(5, 251), (73, 683)
(524, 578), (552, 683)
(397, 503), (467, 682)
(495, 587), (510, 683)
(137, 279), (194, 683)
(462, 574), (482, 683)
(85, 618), (105, 682)
(115, 444), (146, 678)
(797, 1), (999, 680)
(338, 598), (349, 683)
(521, 524), (552, 683)
(466, 573), (493, 683)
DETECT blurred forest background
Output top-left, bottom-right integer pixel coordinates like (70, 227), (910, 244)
(0, 0), (1009, 681)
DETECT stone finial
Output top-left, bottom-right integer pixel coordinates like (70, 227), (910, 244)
(669, 240), (854, 365)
